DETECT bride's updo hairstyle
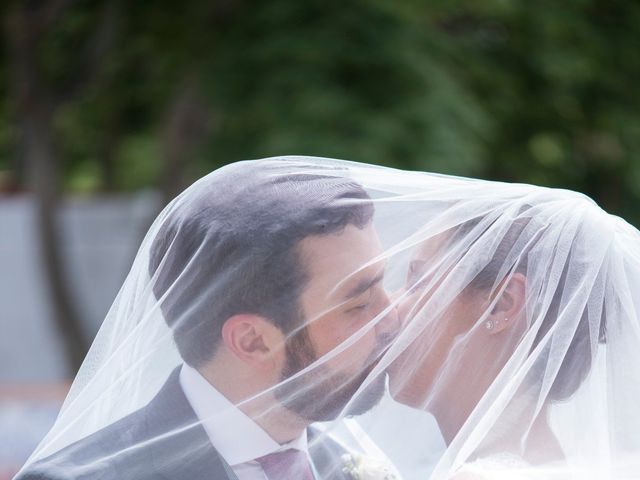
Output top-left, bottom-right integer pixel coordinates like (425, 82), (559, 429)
(452, 201), (608, 402)
(148, 161), (373, 367)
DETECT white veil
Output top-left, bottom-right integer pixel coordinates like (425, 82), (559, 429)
(16, 157), (640, 480)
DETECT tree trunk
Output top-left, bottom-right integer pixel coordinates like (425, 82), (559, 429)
(160, 77), (210, 204)
(5, 3), (89, 374)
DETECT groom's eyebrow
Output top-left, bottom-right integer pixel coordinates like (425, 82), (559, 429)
(342, 272), (384, 301)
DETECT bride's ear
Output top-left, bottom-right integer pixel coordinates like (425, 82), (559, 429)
(484, 272), (526, 335)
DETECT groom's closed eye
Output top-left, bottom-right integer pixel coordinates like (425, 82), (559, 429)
(346, 290), (373, 313)
(343, 272), (385, 303)
(343, 273), (386, 316)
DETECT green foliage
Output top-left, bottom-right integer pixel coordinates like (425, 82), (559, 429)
(204, 0), (489, 175)
(430, 0), (640, 223)
(2, 0), (640, 224)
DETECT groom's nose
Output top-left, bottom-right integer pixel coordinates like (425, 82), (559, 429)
(374, 290), (401, 341)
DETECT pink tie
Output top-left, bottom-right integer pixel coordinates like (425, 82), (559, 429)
(255, 448), (315, 480)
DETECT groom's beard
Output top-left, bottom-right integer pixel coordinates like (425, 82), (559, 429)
(274, 329), (386, 422)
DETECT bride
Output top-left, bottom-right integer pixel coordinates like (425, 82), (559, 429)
(379, 184), (640, 478)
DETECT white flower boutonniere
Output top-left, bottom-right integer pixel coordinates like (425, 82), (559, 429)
(341, 453), (400, 480)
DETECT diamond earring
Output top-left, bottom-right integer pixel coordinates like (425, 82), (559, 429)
(486, 318), (508, 331)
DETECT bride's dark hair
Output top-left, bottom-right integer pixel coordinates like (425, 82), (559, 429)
(455, 202), (608, 402)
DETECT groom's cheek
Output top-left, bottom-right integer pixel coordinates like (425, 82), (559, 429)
(339, 327), (379, 374)
(304, 306), (378, 375)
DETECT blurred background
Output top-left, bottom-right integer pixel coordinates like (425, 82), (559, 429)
(1, 0), (639, 476)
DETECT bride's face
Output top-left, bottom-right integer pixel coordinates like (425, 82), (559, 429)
(388, 233), (524, 432)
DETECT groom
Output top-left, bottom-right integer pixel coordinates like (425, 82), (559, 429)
(18, 160), (399, 480)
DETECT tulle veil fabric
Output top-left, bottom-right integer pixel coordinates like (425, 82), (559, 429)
(17, 157), (640, 480)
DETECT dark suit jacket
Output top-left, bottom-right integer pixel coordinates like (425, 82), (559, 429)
(16, 369), (351, 480)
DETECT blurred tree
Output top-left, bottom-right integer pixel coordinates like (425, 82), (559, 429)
(2, 0), (640, 372)
(4, 0), (493, 193)
(4, 0), (118, 372)
(423, 0), (640, 223)
(204, 0), (490, 175)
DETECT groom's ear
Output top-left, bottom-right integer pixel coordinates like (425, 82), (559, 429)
(221, 314), (286, 369)
(484, 272), (527, 335)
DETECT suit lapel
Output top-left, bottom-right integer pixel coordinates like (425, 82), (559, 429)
(308, 427), (351, 480)
(142, 369), (355, 480)
(142, 368), (239, 480)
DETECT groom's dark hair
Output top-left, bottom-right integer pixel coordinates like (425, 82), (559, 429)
(149, 160), (374, 367)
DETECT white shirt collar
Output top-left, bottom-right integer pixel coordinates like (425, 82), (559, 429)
(179, 363), (308, 466)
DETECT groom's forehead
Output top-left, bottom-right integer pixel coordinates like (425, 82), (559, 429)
(296, 224), (384, 299)
(335, 264), (386, 301)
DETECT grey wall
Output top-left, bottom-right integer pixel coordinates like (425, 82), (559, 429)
(0, 193), (161, 383)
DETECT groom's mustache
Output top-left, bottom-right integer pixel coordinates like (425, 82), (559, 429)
(340, 338), (391, 417)
(275, 329), (394, 421)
